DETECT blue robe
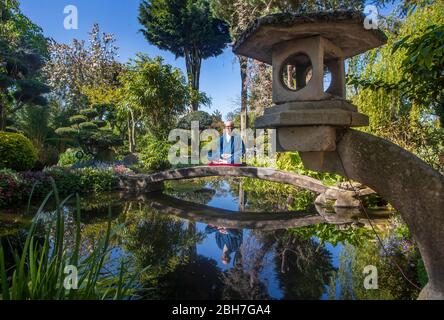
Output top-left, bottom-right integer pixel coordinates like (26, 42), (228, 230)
(208, 134), (245, 164)
(205, 225), (243, 255)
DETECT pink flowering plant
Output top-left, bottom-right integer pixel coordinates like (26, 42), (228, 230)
(113, 165), (132, 174)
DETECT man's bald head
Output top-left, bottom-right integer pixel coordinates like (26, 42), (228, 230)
(225, 121), (234, 128)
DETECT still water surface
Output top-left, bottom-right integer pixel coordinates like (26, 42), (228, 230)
(1, 177), (409, 300)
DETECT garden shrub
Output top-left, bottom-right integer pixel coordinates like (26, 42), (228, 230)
(138, 134), (171, 172)
(58, 148), (93, 167)
(277, 152), (342, 185)
(113, 165), (132, 175)
(20, 170), (52, 198)
(0, 132), (38, 171)
(44, 167), (117, 194)
(35, 145), (60, 169)
(0, 169), (25, 206)
(43, 167), (83, 194)
(78, 167), (117, 193)
(0, 166), (121, 207)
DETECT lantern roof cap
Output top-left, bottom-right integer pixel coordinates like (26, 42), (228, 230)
(233, 10), (387, 64)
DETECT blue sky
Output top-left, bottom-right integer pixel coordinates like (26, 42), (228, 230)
(20, 0), (394, 119)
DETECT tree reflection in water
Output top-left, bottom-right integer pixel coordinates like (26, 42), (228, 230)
(123, 206), (205, 289)
(0, 177), (405, 300)
(154, 255), (224, 300)
(222, 231), (272, 300)
(273, 231), (336, 299)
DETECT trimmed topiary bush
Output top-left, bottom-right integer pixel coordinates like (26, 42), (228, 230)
(79, 122), (99, 130)
(92, 119), (107, 128)
(55, 127), (77, 136)
(0, 132), (38, 171)
(79, 108), (98, 118)
(69, 115), (88, 124)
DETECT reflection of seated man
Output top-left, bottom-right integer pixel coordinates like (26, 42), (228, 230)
(208, 121), (245, 166)
(205, 224), (243, 266)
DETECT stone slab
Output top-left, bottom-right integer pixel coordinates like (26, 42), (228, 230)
(276, 126), (336, 152)
(255, 108), (369, 128)
(264, 99), (358, 114)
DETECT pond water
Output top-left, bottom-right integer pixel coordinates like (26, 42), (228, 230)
(0, 177), (420, 300)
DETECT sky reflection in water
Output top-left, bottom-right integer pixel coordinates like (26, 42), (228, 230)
(0, 177), (395, 300)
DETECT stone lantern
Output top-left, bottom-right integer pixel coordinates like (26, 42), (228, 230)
(233, 11), (387, 152)
(232, 12), (444, 300)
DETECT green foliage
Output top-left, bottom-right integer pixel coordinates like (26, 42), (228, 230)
(15, 104), (51, 153)
(0, 0), (49, 129)
(92, 119), (107, 128)
(139, 0), (230, 59)
(78, 167), (117, 193)
(57, 148), (93, 167)
(122, 206), (204, 287)
(392, 24), (444, 127)
(0, 166), (120, 207)
(43, 167), (117, 195)
(138, 134), (171, 172)
(56, 104), (122, 158)
(347, 1), (444, 172)
(42, 167), (83, 194)
(361, 193), (388, 208)
(290, 223), (373, 247)
(276, 152), (343, 185)
(0, 0), (48, 54)
(0, 131), (37, 171)
(0, 186), (141, 300)
(54, 127), (77, 136)
(237, 177), (316, 212)
(119, 54), (189, 140)
(139, 0), (230, 110)
(177, 111), (213, 130)
(79, 129), (121, 158)
(79, 122), (98, 130)
(69, 115), (89, 124)
(327, 214), (424, 300)
(339, 241), (420, 299)
(79, 108), (98, 118)
(416, 256), (428, 287)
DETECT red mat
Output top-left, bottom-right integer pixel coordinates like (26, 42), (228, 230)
(208, 162), (243, 167)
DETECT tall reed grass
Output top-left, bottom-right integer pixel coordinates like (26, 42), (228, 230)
(0, 179), (142, 300)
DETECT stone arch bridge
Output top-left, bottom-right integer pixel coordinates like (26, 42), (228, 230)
(117, 166), (374, 208)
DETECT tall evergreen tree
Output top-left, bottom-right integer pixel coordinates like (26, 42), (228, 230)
(139, 0), (231, 111)
(0, 0), (49, 130)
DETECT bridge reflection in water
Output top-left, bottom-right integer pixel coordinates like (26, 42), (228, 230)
(0, 176), (402, 300)
(118, 192), (391, 231)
